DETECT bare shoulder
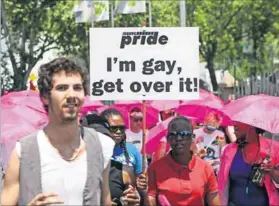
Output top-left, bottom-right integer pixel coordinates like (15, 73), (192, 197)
(4, 148), (20, 181)
(1, 148), (20, 205)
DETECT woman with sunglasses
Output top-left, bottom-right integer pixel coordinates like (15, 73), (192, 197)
(147, 116), (220, 206)
(82, 113), (141, 206)
(101, 108), (143, 177)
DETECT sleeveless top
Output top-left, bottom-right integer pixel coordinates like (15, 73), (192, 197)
(109, 160), (125, 206)
(17, 130), (87, 205)
(18, 127), (104, 205)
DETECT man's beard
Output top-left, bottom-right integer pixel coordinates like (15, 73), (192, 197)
(61, 112), (79, 123)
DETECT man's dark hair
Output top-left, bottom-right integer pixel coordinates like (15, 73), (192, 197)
(37, 57), (88, 112)
(101, 108), (131, 164)
(168, 116), (193, 133)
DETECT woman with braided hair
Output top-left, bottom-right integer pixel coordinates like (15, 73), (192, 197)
(101, 108), (143, 176)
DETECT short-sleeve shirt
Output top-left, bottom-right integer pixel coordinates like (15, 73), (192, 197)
(112, 142), (143, 175)
(194, 128), (224, 160)
(147, 152), (218, 206)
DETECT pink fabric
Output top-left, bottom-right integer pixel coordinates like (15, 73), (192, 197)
(149, 100), (180, 111)
(1, 90), (45, 112)
(176, 89), (232, 126)
(80, 96), (104, 115)
(181, 89), (225, 109)
(218, 136), (279, 206)
(158, 194), (171, 206)
(175, 105), (232, 126)
(222, 94), (279, 133)
(1, 104), (48, 171)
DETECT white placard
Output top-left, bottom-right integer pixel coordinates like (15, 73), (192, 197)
(89, 27), (199, 100)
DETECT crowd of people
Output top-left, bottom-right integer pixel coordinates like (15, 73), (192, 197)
(1, 57), (279, 206)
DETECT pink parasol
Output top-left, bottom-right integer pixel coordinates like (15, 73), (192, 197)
(222, 94), (279, 134)
(180, 89), (225, 109)
(145, 115), (197, 154)
(1, 104), (48, 171)
(175, 89), (232, 126)
(80, 96), (104, 115)
(149, 100), (181, 111)
(1, 90), (45, 112)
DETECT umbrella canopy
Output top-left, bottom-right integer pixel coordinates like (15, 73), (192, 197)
(180, 89), (225, 109)
(80, 96), (104, 115)
(1, 104), (48, 171)
(222, 94), (279, 133)
(149, 100), (181, 111)
(175, 89), (231, 126)
(1, 90), (45, 112)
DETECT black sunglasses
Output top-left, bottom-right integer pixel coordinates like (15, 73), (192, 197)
(109, 125), (126, 133)
(167, 130), (193, 140)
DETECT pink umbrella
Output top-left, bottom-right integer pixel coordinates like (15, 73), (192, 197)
(1, 104), (48, 171)
(222, 94), (279, 134)
(114, 100), (144, 105)
(113, 102), (159, 129)
(180, 89), (225, 109)
(175, 89), (232, 126)
(149, 100), (181, 111)
(80, 96), (104, 115)
(1, 104), (48, 126)
(1, 90), (45, 112)
(145, 116), (197, 154)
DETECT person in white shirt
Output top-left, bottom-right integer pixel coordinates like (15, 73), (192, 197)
(125, 108), (143, 152)
(194, 112), (226, 173)
(1, 58), (114, 206)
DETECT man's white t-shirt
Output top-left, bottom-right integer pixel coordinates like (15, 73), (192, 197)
(194, 127), (224, 160)
(15, 130), (115, 205)
(125, 129), (142, 152)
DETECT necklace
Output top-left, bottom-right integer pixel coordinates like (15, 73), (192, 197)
(45, 127), (84, 162)
(61, 135), (83, 162)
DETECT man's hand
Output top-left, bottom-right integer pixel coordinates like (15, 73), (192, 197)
(122, 185), (140, 206)
(28, 193), (64, 206)
(136, 173), (148, 192)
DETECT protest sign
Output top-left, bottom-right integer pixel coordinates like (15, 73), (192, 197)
(89, 27), (199, 100)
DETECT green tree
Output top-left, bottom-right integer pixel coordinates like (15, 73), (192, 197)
(1, 0), (79, 91)
(186, 0), (246, 91)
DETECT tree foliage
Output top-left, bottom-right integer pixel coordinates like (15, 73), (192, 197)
(1, 0), (278, 92)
